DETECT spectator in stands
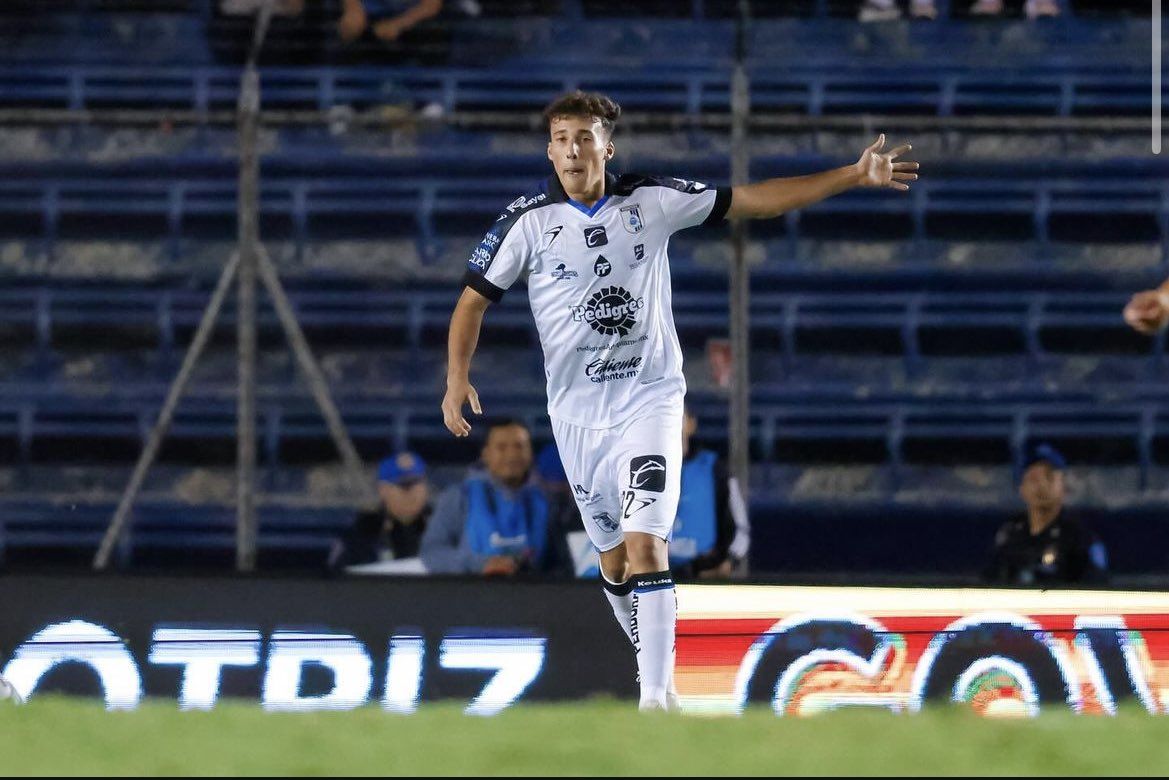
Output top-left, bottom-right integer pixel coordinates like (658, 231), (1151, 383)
(983, 443), (1108, 586)
(221, 0), (305, 15)
(670, 407), (750, 580)
(859, 0), (1060, 21)
(327, 450), (432, 571)
(338, 0), (443, 44)
(421, 418), (554, 576)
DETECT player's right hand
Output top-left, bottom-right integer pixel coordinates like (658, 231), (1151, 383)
(441, 379), (482, 437)
(1123, 289), (1169, 335)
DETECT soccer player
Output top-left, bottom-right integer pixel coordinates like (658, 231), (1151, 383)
(441, 90), (918, 711)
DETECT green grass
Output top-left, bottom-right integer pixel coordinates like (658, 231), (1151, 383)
(1, 697), (1168, 775)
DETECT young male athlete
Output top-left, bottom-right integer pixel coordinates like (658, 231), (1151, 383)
(441, 91), (918, 711)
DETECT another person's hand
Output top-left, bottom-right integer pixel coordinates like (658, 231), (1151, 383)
(338, 0), (368, 42)
(482, 555), (519, 576)
(441, 379), (482, 437)
(1123, 289), (1169, 335)
(374, 18), (407, 41)
(855, 134), (918, 191)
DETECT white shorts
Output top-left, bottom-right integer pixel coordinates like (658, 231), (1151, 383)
(551, 394), (684, 553)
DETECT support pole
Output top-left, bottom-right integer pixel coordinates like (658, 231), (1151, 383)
(93, 252), (241, 570)
(235, 64), (261, 572)
(728, 0), (752, 507)
(256, 245), (378, 506)
(95, 0), (375, 570)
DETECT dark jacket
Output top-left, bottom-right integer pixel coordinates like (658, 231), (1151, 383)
(983, 510), (1108, 587)
(327, 504), (431, 573)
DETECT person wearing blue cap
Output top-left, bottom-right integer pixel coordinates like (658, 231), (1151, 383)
(327, 450), (432, 572)
(983, 443), (1108, 586)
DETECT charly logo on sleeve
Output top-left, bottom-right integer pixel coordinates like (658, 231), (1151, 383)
(543, 225), (563, 249)
(620, 204), (644, 234)
(593, 255), (611, 277)
(583, 225), (609, 248)
(569, 286), (645, 336)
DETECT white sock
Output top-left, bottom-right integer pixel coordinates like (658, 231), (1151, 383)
(630, 570), (676, 709)
(604, 574), (679, 702)
(601, 573), (634, 644)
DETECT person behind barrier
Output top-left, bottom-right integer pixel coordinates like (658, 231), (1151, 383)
(984, 443), (1108, 586)
(858, 0), (1060, 21)
(338, 0), (445, 46)
(670, 407), (750, 580)
(420, 418), (551, 576)
(327, 450), (432, 571)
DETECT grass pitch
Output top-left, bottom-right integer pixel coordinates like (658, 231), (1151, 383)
(1, 697), (1168, 776)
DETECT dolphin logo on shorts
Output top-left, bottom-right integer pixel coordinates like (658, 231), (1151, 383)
(629, 455), (667, 493)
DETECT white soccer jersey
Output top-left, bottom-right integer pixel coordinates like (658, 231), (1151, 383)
(463, 172), (731, 429)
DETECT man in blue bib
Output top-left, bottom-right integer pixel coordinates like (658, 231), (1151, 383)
(421, 418), (552, 576)
(670, 407), (751, 580)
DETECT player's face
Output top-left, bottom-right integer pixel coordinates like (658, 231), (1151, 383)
(547, 115), (613, 199)
(482, 425), (533, 487)
(1020, 462), (1064, 510)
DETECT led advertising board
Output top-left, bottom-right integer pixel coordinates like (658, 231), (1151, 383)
(3, 576), (1168, 718)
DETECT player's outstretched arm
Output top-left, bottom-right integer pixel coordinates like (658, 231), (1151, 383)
(1124, 283), (1169, 335)
(726, 134), (919, 220)
(442, 287), (491, 437)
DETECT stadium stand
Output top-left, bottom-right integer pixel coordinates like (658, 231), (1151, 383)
(0, 0), (1165, 580)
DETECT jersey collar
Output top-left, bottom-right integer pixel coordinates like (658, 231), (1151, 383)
(547, 171), (618, 218)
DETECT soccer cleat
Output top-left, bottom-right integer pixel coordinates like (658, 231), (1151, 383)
(0, 675), (24, 705)
(639, 698), (669, 713)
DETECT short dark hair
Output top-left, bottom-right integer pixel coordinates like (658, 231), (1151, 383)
(483, 417), (529, 442)
(542, 90), (621, 138)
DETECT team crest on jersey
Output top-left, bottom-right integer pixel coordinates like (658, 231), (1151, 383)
(593, 255), (612, 277)
(583, 225), (609, 248)
(620, 204), (644, 234)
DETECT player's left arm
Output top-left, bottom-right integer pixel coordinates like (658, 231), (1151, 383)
(726, 134), (918, 220)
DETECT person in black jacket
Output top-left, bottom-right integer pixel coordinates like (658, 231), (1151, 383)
(327, 450), (432, 572)
(984, 443), (1108, 587)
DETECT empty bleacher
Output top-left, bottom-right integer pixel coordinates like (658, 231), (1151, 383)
(0, 1), (1165, 577)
